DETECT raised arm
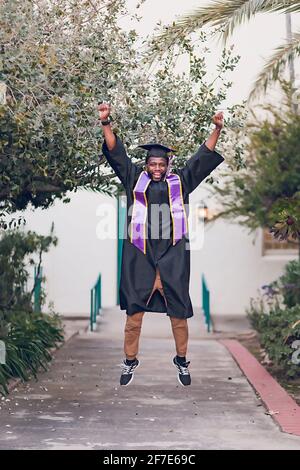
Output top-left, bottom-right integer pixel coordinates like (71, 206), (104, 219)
(99, 102), (140, 188)
(178, 112), (225, 195)
(99, 102), (116, 150)
(205, 112), (223, 151)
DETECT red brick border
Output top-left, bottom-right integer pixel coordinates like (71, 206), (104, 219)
(220, 339), (300, 437)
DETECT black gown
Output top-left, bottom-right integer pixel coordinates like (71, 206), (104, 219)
(102, 134), (224, 319)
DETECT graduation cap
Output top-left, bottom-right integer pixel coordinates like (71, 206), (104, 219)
(137, 143), (175, 162)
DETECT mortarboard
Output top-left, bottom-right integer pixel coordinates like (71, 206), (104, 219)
(137, 143), (175, 161)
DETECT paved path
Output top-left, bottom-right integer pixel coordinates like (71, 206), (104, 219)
(1, 308), (300, 450)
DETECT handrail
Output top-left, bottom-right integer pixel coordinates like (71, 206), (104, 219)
(201, 274), (211, 332)
(90, 274), (102, 331)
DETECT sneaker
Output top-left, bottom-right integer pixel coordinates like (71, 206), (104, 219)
(173, 356), (191, 386)
(119, 358), (140, 386)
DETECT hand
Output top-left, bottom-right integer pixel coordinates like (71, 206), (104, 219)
(212, 111), (224, 130)
(98, 102), (111, 121)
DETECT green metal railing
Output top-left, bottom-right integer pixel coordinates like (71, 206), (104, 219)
(90, 274), (102, 331)
(117, 194), (126, 305)
(33, 266), (43, 313)
(201, 274), (211, 332)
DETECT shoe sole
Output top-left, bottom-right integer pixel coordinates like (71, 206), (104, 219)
(172, 360), (191, 387)
(120, 360), (140, 387)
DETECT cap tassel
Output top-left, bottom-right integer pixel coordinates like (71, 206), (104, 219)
(164, 153), (175, 180)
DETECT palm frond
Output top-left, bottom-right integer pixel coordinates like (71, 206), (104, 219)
(270, 0), (300, 14)
(142, 0), (297, 65)
(248, 30), (300, 102)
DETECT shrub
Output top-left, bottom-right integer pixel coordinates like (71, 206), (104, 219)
(247, 300), (300, 379)
(0, 311), (64, 395)
(278, 260), (300, 308)
(0, 227), (57, 319)
(0, 226), (62, 395)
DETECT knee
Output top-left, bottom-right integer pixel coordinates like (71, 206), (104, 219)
(170, 317), (188, 330)
(125, 312), (144, 333)
(125, 322), (142, 334)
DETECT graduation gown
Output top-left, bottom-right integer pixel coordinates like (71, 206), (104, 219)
(102, 134), (224, 319)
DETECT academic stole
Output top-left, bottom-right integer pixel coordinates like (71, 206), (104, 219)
(130, 171), (188, 254)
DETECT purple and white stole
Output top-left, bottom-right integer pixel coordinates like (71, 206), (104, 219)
(130, 171), (188, 254)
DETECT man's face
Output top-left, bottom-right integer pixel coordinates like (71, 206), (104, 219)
(146, 157), (168, 181)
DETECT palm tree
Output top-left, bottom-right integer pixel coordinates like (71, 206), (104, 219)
(143, 0), (300, 103)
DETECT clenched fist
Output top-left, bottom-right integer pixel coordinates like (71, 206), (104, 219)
(98, 102), (111, 121)
(212, 111), (224, 129)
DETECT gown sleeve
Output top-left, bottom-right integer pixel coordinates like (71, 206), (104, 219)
(102, 133), (140, 189)
(178, 142), (225, 195)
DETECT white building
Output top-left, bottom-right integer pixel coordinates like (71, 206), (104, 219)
(20, 179), (298, 318)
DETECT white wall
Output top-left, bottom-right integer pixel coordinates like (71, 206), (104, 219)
(19, 191), (118, 315)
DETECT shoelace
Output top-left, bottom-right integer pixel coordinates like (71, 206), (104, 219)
(177, 361), (190, 375)
(119, 361), (137, 375)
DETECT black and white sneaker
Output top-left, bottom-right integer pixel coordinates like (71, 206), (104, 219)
(119, 358), (140, 386)
(173, 356), (191, 386)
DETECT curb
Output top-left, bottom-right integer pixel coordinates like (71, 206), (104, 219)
(220, 339), (300, 437)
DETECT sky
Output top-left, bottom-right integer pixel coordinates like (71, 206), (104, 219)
(119, 0), (300, 110)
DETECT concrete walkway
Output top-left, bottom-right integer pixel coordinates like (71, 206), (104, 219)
(1, 308), (300, 450)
